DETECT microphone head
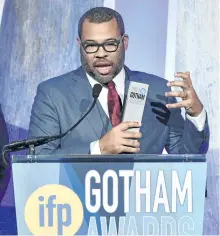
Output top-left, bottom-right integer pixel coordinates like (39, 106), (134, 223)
(92, 84), (102, 98)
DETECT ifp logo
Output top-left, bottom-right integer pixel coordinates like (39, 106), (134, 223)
(24, 184), (84, 235)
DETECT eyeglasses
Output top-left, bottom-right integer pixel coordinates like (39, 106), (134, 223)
(81, 35), (126, 54)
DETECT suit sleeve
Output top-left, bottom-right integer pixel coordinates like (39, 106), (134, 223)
(165, 97), (209, 154)
(28, 84), (91, 155)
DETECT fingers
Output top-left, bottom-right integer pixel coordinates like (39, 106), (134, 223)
(122, 139), (140, 148)
(100, 121), (142, 154)
(167, 80), (190, 89)
(112, 139), (140, 154)
(175, 71), (192, 81)
(175, 71), (192, 86)
(165, 91), (187, 99)
(119, 121), (141, 131)
(121, 146), (140, 153)
(123, 131), (142, 139)
(167, 71), (193, 90)
(166, 100), (191, 109)
(175, 72), (189, 79)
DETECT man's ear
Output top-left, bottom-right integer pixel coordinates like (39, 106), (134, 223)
(123, 34), (129, 50)
(77, 37), (81, 48)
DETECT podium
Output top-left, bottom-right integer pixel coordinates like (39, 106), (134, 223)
(12, 154), (207, 235)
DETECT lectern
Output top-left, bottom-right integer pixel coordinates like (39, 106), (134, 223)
(12, 154), (206, 235)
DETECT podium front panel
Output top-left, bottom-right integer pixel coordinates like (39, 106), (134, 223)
(12, 154), (206, 235)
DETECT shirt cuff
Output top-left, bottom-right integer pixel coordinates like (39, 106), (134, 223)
(186, 107), (206, 131)
(90, 140), (101, 155)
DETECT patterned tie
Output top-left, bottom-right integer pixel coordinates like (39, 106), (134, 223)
(107, 80), (121, 127)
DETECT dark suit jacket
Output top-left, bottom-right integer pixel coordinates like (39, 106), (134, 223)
(28, 66), (209, 155)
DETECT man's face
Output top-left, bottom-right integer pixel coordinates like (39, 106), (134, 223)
(78, 18), (128, 84)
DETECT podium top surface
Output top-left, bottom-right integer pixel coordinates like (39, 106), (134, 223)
(11, 154), (206, 163)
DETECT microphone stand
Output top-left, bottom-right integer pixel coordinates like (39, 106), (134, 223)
(29, 144), (35, 155)
(1, 143), (35, 167)
(1, 84), (102, 166)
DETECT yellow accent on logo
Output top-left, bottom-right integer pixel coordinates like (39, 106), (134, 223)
(24, 184), (84, 235)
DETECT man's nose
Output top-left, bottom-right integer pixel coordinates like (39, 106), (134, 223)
(95, 46), (107, 58)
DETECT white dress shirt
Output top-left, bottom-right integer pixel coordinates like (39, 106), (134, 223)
(86, 68), (206, 154)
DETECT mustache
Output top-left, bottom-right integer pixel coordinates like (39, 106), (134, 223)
(93, 59), (113, 67)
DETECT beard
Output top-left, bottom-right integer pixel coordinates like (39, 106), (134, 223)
(80, 47), (125, 84)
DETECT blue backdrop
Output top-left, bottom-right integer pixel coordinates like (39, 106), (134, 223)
(0, 0), (218, 235)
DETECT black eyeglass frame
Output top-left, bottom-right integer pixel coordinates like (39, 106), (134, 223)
(81, 34), (126, 54)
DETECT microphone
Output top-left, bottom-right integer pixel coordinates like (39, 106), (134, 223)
(2, 83), (102, 165)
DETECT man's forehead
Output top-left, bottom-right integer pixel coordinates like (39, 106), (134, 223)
(81, 18), (120, 41)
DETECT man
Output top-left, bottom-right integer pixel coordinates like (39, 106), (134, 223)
(28, 7), (209, 155)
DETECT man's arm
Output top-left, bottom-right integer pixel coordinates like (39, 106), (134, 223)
(165, 101), (209, 154)
(28, 84), (91, 155)
(165, 71), (209, 154)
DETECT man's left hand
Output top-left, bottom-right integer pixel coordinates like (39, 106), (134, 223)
(165, 71), (203, 117)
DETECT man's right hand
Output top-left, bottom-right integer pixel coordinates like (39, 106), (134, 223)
(99, 121), (142, 154)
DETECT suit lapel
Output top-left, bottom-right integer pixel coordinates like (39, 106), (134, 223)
(121, 66), (131, 116)
(67, 66), (135, 140)
(67, 67), (111, 139)
(67, 66), (162, 153)
(124, 67), (131, 103)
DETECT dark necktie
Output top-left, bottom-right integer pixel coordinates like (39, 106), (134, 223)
(107, 81), (121, 127)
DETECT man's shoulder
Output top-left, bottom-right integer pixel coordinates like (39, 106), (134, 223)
(37, 70), (77, 92)
(127, 68), (168, 92)
(38, 66), (85, 91)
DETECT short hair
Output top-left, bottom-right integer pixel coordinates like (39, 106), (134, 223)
(78, 7), (125, 38)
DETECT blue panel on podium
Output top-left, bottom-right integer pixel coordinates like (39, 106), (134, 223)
(12, 154), (206, 235)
